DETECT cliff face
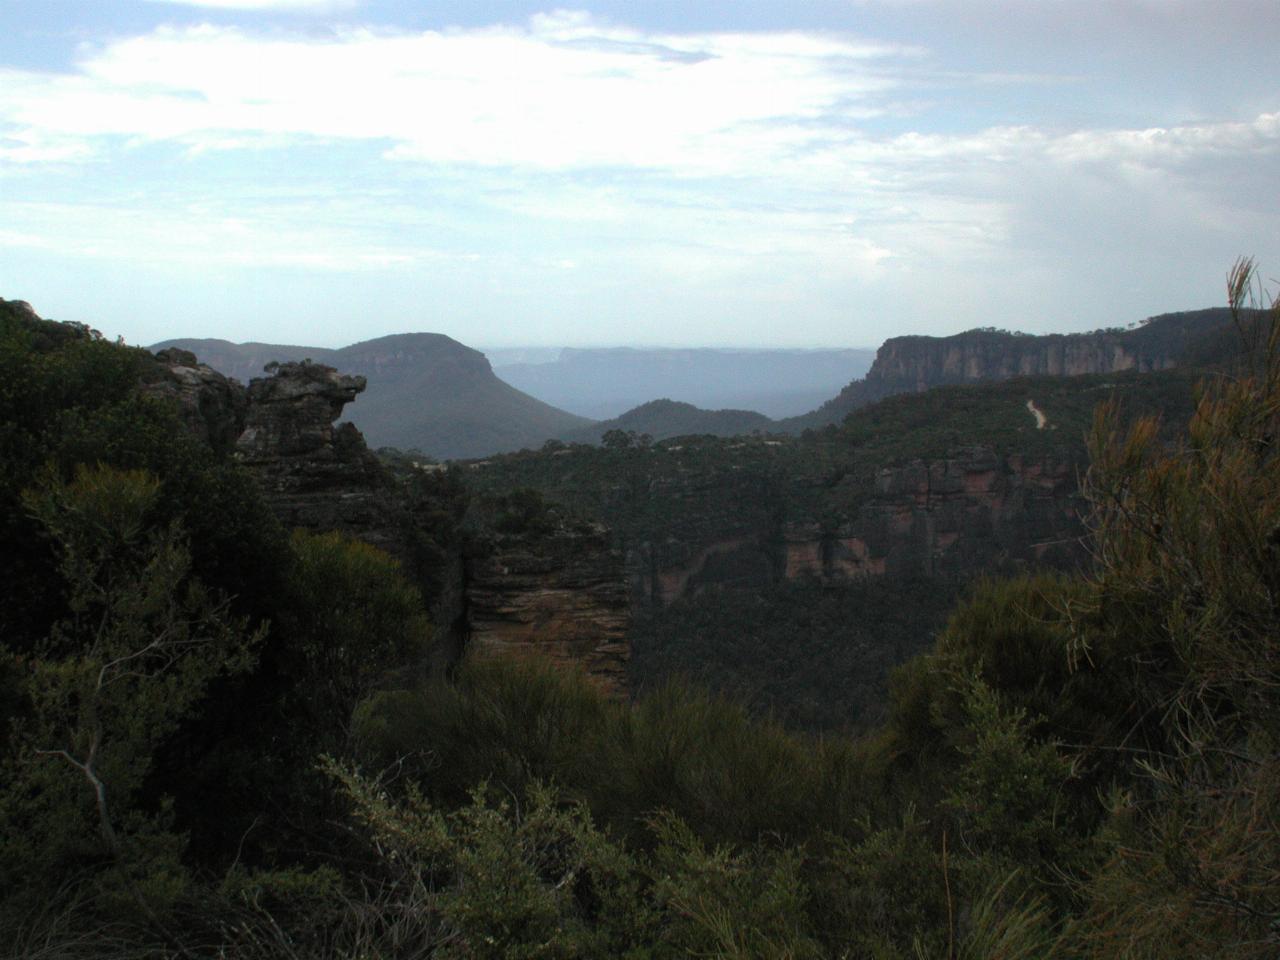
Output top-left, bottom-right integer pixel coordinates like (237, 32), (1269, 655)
(786, 309), (1230, 431)
(144, 348), (248, 455)
(466, 524), (631, 695)
(869, 332), (1171, 394)
(232, 360), (403, 555)
(783, 448), (1084, 582)
(631, 446), (1084, 606)
(148, 348), (629, 689)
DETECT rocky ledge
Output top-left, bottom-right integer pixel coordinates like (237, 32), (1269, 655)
(148, 348), (630, 688)
(784, 447), (1085, 581)
(631, 445), (1086, 605)
(232, 360), (399, 553)
(144, 348), (248, 455)
(466, 522), (631, 695)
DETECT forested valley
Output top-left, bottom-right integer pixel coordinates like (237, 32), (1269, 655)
(1, 263), (1277, 958)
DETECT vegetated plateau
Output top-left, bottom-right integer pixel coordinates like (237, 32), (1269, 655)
(1, 260), (1277, 958)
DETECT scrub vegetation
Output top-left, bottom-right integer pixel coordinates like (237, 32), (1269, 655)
(1, 261), (1277, 957)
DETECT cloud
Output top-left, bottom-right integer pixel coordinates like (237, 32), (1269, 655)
(0, 193), (472, 270)
(1, 10), (1276, 345)
(0, 15), (907, 175)
(143, 0), (359, 11)
(3, 13), (1272, 194)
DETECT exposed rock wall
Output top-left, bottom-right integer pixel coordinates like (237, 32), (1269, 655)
(232, 361), (403, 555)
(144, 348), (248, 455)
(466, 524), (631, 694)
(868, 332), (1173, 396)
(806, 448), (1083, 579)
(148, 349), (631, 690)
(786, 309), (1229, 431)
(633, 446), (1085, 605)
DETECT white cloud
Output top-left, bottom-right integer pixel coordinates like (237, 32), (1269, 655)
(144, 0), (359, 11)
(1, 11), (1277, 345)
(0, 17), (904, 175)
(0, 198), (457, 270)
(0, 129), (92, 164)
(4, 15), (1271, 197)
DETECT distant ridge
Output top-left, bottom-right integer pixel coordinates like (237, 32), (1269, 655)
(153, 333), (591, 460)
(155, 308), (1241, 457)
(559, 398), (773, 445)
(495, 347), (875, 419)
(779, 308), (1237, 432)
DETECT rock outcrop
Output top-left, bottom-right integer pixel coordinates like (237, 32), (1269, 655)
(144, 348), (248, 455)
(231, 360), (402, 554)
(146, 349), (631, 690)
(153, 332), (591, 459)
(0, 298), (42, 325)
(629, 446), (1085, 606)
(782, 448), (1084, 582)
(466, 523), (631, 694)
(786, 309), (1232, 431)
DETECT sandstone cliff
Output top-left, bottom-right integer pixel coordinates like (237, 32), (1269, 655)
(781, 448), (1083, 582)
(628, 446), (1084, 606)
(146, 348), (630, 691)
(143, 348), (248, 455)
(785, 308), (1231, 431)
(466, 522), (631, 695)
(232, 360), (403, 556)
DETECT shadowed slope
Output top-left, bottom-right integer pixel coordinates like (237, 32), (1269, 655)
(155, 333), (591, 459)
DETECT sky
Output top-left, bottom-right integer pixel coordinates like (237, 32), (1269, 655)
(1, 1), (1278, 349)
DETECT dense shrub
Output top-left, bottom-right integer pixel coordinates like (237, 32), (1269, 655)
(5, 264), (1278, 957)
(353, 655), (882, 850)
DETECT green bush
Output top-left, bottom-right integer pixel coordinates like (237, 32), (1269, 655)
(354, 653), (887, 851)
(277, 529), (433, 749)
(1, 464), (259, 935)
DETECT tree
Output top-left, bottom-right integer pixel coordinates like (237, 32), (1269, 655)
(1, 464), (259, 942)
(1066, 258), (1280, 957)
(275, 529), (432, 754)
(601, 428), (634, 450)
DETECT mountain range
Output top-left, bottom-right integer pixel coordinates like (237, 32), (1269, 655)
(152, 334), (590, 460)
(492, 347), (876, 419)
(157, 307), (1239, 459)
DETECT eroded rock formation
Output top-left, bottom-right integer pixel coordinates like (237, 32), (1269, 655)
(144, 348), (248, 455)
(232, 360), (400, 553)
(632, 446), (1084, 605)
(147, 348), (630, 691)
(788, 448), (1084, 581)
(466, 522), (631, 694)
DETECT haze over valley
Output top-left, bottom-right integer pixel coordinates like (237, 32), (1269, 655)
(3, 2), (1279, 956)
(155, 305), (1233, 459)
(490, 347), (878, 420)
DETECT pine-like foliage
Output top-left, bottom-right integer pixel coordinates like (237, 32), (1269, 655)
(1065, 258), (1280, 957)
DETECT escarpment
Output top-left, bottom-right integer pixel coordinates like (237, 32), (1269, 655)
(783, 448), (1083, 581)
(145, 313), (1200, 697)
(787, 308), (1232, 431)
(629, 446), (1085, 606)
(466, 522), (631, 695)
(148, 348), (630, 690)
